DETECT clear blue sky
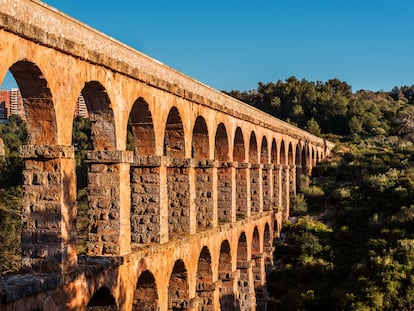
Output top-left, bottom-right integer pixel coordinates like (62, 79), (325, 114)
(2, 0), (414, 92)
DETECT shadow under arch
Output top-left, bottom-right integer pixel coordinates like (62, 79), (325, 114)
(250, 132), (260, 214)
(87, 286), (117, 310)
(133, 270), (159, 311)
(168, 259), (189, 311)
(81, 81), (116, 150)
(196, 246), (214, 310)
(128, 97), (156, 155)
(218, 239), (236, 310)
(9, 60), (57, 145)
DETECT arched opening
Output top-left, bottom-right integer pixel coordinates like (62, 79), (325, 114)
(82, 81), (116, 150)
(9, 61), (55, 144)
(219, 240), (235, 310)
(192, 116), (209, 159)
(252, 228), (266, 310)
(165, 108), (190, 239)
(196, 246), (214, 310)
(312, 147), (316, 168)
(287, 142), (294, 166)
(133, 270), (159, 311)
(72, 96), (92, 255)
(279, 140), (286, 165)
(214, 123), (229, 162)
(233, 127), (245, 163)
(193, 116), (213, 231)
(128, 99), (159, 245)
(264, 223), (273, 272)
(301, 146), (307, 175)
(128, 98), (155, 155)
(234, 127), (247, 220)
(215, 123), (232, 224)
(261, 136), (271, 211)
(271, 139), (279, 212)
(295, 144), (301, 192)
(87, 286), (117, 310)
(164, 107), (185, 158)
(237, 232), (253, 308)
(0, 69), (26, 274)
(249, 132), (258, 164)
(80, 81), (121, 256)
(250, 132), (260, 214)
(168, 259), (189, 311)
(260, 137), (268, 164)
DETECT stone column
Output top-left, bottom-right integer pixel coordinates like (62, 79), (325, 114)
(289, 164), (297, 197)
(272, 165), (282, 212)
(130, 155), (163, 245)
(296, 164), (302, 193)
(236, 163), (250, 220)
(195, 160), (215, 231)
(253, 255), (267, 311)
(237, 260), (256, 311)
(166, 157), (192, 239)
(281, 165), (290, 221)
(262, 164), (272, 212)
(86, 150), (133, 256)
(217, 161), (233, 224)
(250, 163), (262, 214)
(20, 145), (77, 273)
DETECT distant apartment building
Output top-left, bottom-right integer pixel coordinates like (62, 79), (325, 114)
(0, 89), (88, 121)
(0, 89), (11, 120)
(74, 93), (89, 118)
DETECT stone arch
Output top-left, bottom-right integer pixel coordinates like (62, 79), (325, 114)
(192, 116), (209, 159)
(311, 147), (316, 167)
(271, 139), (277, 164)
(295, 144), (301, 166)
(233, 127), (245, 162)
(264, 223), (271, 250)
(214, 123), (229, 162)
(271, 138), (280, 211)
(81, 81), (116, 150)
(168, 259), (190, 311)
(279, 140), (286, 165)
(301, 145), (307, 174)
(196, 246), (214, 310)
(165, 108), (189, 239)
(250, 132), (260, 214)
(9, 60), (57, 145)
(234, 127), (247, 219)
(237, 232), (248, 263)
(261, 136), (271, 211)
(252, 227), (266, 310)
(129, 98), (160, 245)
(128, 98), (155, 155)
(218, 240), (235, 310)
(87, 286), (117, 310)
(260, 136), (268, 164)
(193, 116), (213, 231)
(216, 123), (232, 223)
(164, 107), (185, 158)
(133, 270), (159, 311)
(249, 132), (258, 164)
(287, 142), (294, 165)
(237, 232), (253, 309)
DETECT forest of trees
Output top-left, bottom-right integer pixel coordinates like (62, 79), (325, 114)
(224, 77), (414, 310)
(1, 77), (414, 309)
